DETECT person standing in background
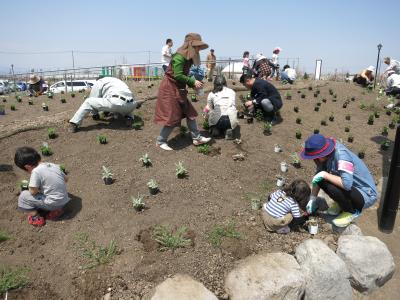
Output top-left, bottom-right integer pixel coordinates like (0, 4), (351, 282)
(270, 47), (281, 80)
(161, 38), (173, 72)
(206, 49), (216, 82)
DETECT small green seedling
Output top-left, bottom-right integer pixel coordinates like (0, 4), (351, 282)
(345, 114), (351, 120)
(97, 134), (107, 144)
(60, 98), (66, 103)
(42, 103), (48, 111)
(358, 150), (365, 159)
(255, 109), (264, 122)
(263, 122), (272, 135)
(374, 111), (380, 118)
(175, 161), (188, 178)
(132, 194), (145, 211)
(28, 99), (33, 105)
(329, 88), (334, 95)
(0, 267), (29, 293)
(344, 127), (350, 133)
(382, 126), (389, 136)
(314, 106), (320, 112)
(208, 221), (241, 248)
(314, 128), (320, 134)
(329, 114), (335, 122)
(147, 179), (159, 195)
(191, 94), (197, 102)
(301, 93), (306, 99)
(139, 153), (152, 167)
(0, 230), (11, 242)
(286, 92), (292, 100)
(367, 114), (374, 125)
(19, 180), (29, 191)
(71, 93), (75, 98)
(202, 119), (210, 130)
(153, 225), (191, 251)
(321, 119), (327, 126)
(295, 117), (302, 124)
(389, 121), (396, 129)
(291, 153), (301, 168)
(293, 106), (299, 113)
(47, 92), (53, 99)
(102, 166), (113, 185)
(295, 130), (302, 139)
(386, 109), (392, 116)
(132, 120), (143, 130)
(40, 143), (53, 156)
(322, 98), (327, 103)
(316, 102), (321, 107)
(10, 104), (16, 111)
(16, 95), (22, 102)
(308, 86), (313, 91)
(197, 144), (210, 155)
(359, 102), (366, 109)
(60, 164), (67, 174)
(47, 128), (57, 139)
(381, 140), (390, 151)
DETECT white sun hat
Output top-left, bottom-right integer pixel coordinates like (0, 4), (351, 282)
(366, 66), (375, 72)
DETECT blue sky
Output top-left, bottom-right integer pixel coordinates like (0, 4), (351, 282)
(0, 0), (399, 75)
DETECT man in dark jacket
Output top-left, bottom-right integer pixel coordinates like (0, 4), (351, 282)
(240, 74), (283, 121)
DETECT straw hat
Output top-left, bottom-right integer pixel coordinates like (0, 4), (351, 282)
(28, 74), (40, 84)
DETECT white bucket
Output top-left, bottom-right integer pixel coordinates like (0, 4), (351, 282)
(274, 146), (282, 153)
(308, 224), (319, 235)
(276, 178), (285, 187)
(280, 162), (288, 172)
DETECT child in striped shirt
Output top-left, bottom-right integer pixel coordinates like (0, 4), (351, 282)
(262, 179), (310, 234)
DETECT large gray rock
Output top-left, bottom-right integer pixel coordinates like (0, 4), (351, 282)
(143, 274), (218, 300)
(341, 224), (363, 236)
(225, 252), (305, 300)
(295, 239), (353, 300)
(337, 235), (395, 293)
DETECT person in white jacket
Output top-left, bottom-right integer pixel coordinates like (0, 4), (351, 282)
(385, 71), (400, 109)
(383, 57), (400, 76)
(204, 76), (238, 139)
(69, 76), (143, 132)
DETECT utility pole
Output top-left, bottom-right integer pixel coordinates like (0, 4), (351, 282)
(71, 50), (76, 79)
(374, 44), (382, 89)
(11, 64), (15, 86)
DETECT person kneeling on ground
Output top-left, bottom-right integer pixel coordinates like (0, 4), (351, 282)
(27, 74), (48, 97)
(68, 76), (144, 132)
(203, 75), (238, 140)
(239, 73), (283, 123)
(252, 53), (272, 80)
(14, 147), (70, 226)
(385, 70), (400, 109)
(353, 66), (375, 87)
(301, 134), (377, 228)
(262, 179), (310, 234)
(280, 65), (296, 84)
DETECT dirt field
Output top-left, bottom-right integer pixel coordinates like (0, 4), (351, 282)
(0, 79), (399, 300)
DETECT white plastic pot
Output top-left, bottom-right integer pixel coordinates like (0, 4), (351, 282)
(280, 162), (288, 172)
(308, 223), (319, 235)
(276, 178), (285, 187)
(274, 145), (282, 153)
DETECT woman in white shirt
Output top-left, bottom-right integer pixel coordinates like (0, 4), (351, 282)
(204, 76), (238, 139)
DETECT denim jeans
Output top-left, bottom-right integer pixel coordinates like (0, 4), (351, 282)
(280, 72), (294, 84)
(157, 118), (201, 144)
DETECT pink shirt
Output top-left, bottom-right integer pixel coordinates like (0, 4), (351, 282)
(243, 57), (250, 68)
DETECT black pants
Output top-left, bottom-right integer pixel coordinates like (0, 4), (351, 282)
(215, 115), (231, 131)
(318, 181), (364, 213)
(386, 86), (400, 98)
(162, 65), (168, 72)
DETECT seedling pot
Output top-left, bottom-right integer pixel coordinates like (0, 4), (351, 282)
(42, 106), (49, 111)
(237, 111), (245, 119)
(274, 145), (282, 153)
(149, 187), (159, 195)
(308, 223), (318, 235)
(280, 162), (288, 172)
(247, 117), (253, 124)
(293, 162), (301, 169)
(276, 178), (285, 187)
(20, 180), (29, 191)
(103, 177), (113, 185)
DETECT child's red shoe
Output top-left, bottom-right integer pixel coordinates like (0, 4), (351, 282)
(46, 208), (64, 220)
(28, 215), (46, 226)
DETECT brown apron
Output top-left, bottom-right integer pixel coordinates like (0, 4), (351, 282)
(154, 59), (198, 127)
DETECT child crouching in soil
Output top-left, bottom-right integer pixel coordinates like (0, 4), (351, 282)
(262, 179), (310, 234)
(14, 147), (70, 226)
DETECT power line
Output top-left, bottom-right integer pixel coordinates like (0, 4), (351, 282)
(0, 50), (159, 55)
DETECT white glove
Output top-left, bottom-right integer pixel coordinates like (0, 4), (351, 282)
(306, 196), (318, 214)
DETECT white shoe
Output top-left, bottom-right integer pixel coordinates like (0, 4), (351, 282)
(193, 136), (211, 146)
(157, 143), (173, 151)
(385, 103), (395, 109)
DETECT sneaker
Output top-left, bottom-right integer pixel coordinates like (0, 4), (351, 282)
(125, 116), (133, 127)
(276, 226), (290, 234)
(385, 103), (395, 109)
(46, 208), (64, 220)
(332, 211), (361, 227)
(68, 122), (78, 133)
(225, 129), (234, 140)
(327, 202), (342, 216)
(193, 136), (211, 146)
(157, 143), (173, 151)
(28, 215), (45, 227)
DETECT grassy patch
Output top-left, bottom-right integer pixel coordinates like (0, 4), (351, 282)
(0, 267), (29, 293)
(0, 230), (11, 242)
(208, 221), (241, 248)
(74, 233), (118, 269)
(152, 225), (191, 251)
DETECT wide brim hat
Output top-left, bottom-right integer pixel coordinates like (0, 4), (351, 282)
(28, 74), (40, 84)
(366, 66), (375, 72)
(300, 134), (336, 160)
(184, 33), (208, 50)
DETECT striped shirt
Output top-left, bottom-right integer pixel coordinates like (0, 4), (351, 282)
(263, 190), (301, 218)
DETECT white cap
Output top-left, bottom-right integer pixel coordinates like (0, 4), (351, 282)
(255, 53), (267, 61)
(366, 66), (375, 72)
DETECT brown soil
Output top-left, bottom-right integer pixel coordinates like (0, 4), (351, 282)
(0, 80), (399, 299)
